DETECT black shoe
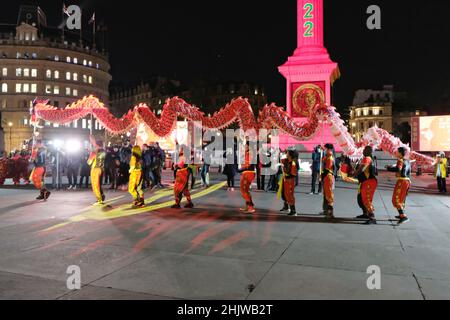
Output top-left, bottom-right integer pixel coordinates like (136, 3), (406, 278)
(356, 214), (370, 219)
(365, 219), (377, 225)
(395, 215), (401, 220)
(44, 191), (51, 201)
(280, 204), (289, 212)
(288, 206), (297, 216)
(36, 195), (44, 200)
(184, 202), (194, 209)
(171, 204), (181, 209)
(398, 217), (410, 225)
(102, 194), (106, 202)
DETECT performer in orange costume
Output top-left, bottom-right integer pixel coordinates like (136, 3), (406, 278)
(321, 144), (335, 219)
(239, 144), (256, 213)
(354, 146), (378, 224)
(386, 147), (411, 225)
(172, 152), (194, 209)
(30, 140), (51, 201)
(87, 136), (106, 205)
(129, 145), (145, 208)
(279, 150), (298, 216)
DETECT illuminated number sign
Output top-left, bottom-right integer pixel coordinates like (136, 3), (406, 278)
(303, 3), (314, 37)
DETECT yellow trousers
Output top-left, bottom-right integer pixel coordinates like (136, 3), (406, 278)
(129, 170), (144, 201)
(91, 167), (104, 202)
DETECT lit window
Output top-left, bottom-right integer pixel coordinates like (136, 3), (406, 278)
(88, 76), (93, 84)
(66, 72), (71, 80)
(25, 33), (30, 41)
(23, 83), (29, 93)
(83, 59), (87, 66)
(46, 70), (51, 78)
(73, 57), (78, 64)
(31, 84), (37, 93)
(45, 85), (52, 94)
(96, 63), (99, 69)
(16, 68), (22, 77)
(82, 119), (87, 129)
(2, 68), (7, 76)
(23, 68), (30, 77)
(88, 61), (93, 67)
(66, 87), (71, 95)
(53, 123), (60, 128)
(16, 83), (22, 93)
(83, 75), (87, 83)
(54, 70), (59, 79)
(32, 53), (37, 58)
(16, 52), (21, 59)
(66, 56), (71, 63)
(24, 118), (29, 126)
(54, 86), (60, 95)
(1, 83), (7, 93)
(54, 55), (59, 61)
(73, 120), (78, 128)
(31, 69), (37, 77)
(73, 73), (78, 81)
(73, 89), (78, 97)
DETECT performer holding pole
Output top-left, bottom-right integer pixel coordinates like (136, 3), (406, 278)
(353, 146), (378, 224)
(279, 150), (299, 216)
(128, 145), (145, 208)
(239, 143), (256, 214)
(321, 144), (335, 219)
(386, 147), (411, 225)
(172, 151), (194, 209)
(30, 139), (51, 201)
(87, 135), (106, 205)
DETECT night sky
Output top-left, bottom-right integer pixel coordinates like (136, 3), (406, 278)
(2, 0), (450, 113)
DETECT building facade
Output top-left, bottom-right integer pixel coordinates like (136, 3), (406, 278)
(110, 78), (267, 119)
(0, 6), (111, 153)
(349, 85), (427, 142)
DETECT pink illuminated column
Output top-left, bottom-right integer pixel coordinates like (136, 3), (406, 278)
(295, 0), (327, 55)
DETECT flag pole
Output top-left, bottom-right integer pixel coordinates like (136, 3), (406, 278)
(61, 3), (65, 40)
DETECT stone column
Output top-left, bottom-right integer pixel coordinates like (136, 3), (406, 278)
(295, 0), (327, 55)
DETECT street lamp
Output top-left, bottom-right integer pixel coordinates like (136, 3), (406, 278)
(7, 121), (13, 153)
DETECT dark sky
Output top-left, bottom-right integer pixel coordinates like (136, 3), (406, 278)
(2, 0), (450, 113)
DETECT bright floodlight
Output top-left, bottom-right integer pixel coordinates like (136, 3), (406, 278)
(53, 139), (64, 149)
(65, 139), (81, 153)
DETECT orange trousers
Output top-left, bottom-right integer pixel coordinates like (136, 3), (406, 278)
(282, 178), (296, 206)
(358, 179), (378, 214)
(174, 168), (191, 205)
(91, 167), (104, 202)
(323, 174), (334, 209)
(30, 167), (46, 190)
(240, 171), (255, 207)
(392, 179), (410, 210)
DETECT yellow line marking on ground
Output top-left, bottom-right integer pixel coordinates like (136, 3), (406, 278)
(40, 182), (226, 232)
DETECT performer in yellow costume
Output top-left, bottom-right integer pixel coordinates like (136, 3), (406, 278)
(87, 136), (106, 205)
(129, 145), (145, 208)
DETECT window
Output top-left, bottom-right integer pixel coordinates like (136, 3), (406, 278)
(66, 72), (71, 81)
(54, 70), (59, 79)
(54, 101), (59, 108)
(46, 70), (52, 78)
(45, 85), (52, 94)
(23, 68), (30, 77)
(23, 83), (29, 93)
(31, 84), (37, 93)
(66, 87), (71, 95)
(16, 68), (22, 77)
(88, 61), (93, 67)
(16, 52), (21, 59)
(31, 69), (37, 77)
(379, 110), (383, 116)
(88, 76), (93, 84)
(83, 75), (87, 83)
(54, 55), (59, 61)
(24, 118), (29, 126)
(1, 99), (7, 108)
(54, 86), (60, 95)
(73, 58), (78, 64)
(16, 83), (22, 93)
(73, 89), (78, 97)
(66, 56), (71, 63)
(82, 119), (87, 129)
(73, 73), (78, 81)
(32, 53), (37, 59)
(73, 120), (78, 128)
(1, 83), (7, 93)
(96, 63), (99, 69)
(83, 59), (87, 66)
(2, 68), (7, 76)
